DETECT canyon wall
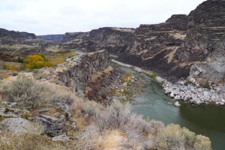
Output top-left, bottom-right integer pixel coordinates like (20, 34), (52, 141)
(59, 0), (225, 83)
(0, 28), (53, 56)
(175, 0), (225, 82)
(0, 28), (36, 39)
(57, 50), (109, 93)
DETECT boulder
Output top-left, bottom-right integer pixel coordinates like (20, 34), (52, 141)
(31, 115), (66, 137)
(52, 133), (70, 142)
(174, 101), (181, 107)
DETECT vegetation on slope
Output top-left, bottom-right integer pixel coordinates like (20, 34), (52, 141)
(0, 74), (212, 150)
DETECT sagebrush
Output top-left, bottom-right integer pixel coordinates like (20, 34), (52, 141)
(3, 75), (44, 108)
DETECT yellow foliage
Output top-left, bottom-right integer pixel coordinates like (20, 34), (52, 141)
(3, 74), (10, 79)
(24, 55), (45, 63)
(122, 73), (133, 83)
(23, 54), (52, 70)
(6, 65), (18, 71)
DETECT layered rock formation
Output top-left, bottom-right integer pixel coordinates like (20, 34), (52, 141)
(0, 28), (53, 56)
(57, 50), (110, 93)
(36, 50), (110, 94)
(59, 0), (225, 83)
(0, 28), (35, 39)
(175, 0), (225, 83)
(38, 34), (64, 43)
(60, 15), (189, 81)
(60, 27), (135, 54)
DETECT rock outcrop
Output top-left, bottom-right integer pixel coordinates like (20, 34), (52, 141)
(0, 28), (53, 56)
(57, 50), (110, 93)
(38, 34), (64, 43)
(0, 28), (36, 39)
(175, 0), (225, 82)
(36, 50), (110, 94)
(32, 115), (66, 137)
(60, 27), (135, 54)
(60, 15), (189, 81)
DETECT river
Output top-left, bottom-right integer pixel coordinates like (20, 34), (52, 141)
(111, 62), (225, 150)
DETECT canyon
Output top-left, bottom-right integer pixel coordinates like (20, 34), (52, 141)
(1, 0), (225, 149)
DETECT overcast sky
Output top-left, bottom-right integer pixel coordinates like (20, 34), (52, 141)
(0, 0), (205, 35)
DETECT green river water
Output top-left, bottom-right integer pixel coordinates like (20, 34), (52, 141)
(112, 62), (225, 150)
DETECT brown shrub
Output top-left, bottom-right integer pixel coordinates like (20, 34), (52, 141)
(3, 75), (44, 108)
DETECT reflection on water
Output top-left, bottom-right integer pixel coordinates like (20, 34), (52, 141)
(179, 103), (225, 132)
(112, 62), (225, 150)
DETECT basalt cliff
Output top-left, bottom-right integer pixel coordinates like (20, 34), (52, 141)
(59, 0), (225, 83)
(0, 28), (54, 57)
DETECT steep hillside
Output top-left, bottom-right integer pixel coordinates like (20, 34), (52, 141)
(38, 34), (64, 43)
(60, 0), (225, 83)
(0, 28), (54, 56)
(60, 15), (190, 81)
(175, 0), (225, 83)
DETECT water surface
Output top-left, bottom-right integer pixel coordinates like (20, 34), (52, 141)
(112, 62), (225, 150)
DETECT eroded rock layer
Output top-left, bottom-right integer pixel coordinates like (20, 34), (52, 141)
(59, 0), (225, 83)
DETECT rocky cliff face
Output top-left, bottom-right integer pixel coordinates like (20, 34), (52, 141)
(59, 0), (225, 83)
(57, 50), (109, 93)
(60, 15), (189, 81)
(60, 27), (135, 54)
(0, 28), (54, 56)
(175, 0), (225, 82)
(0, 28), (36, 39)
(38, 34), (64, 43)
(36, 50), (110, 94)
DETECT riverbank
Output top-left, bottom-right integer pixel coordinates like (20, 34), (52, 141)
(162, 79), (225, 105)
(112, 59), (225, 150)
(112, 59), (225, 106)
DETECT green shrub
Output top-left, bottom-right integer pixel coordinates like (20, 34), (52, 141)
(200, 80), (211, 89)
(194, 135), (212, 150)
(184, 80), (190, 86)
(3, 75), (44, 108)
(150, 72), (157, 78)
(130, 65), (135, 70)
(17, 57), (24, 63)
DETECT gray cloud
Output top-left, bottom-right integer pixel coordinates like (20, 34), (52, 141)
(0, 0), (205, 35)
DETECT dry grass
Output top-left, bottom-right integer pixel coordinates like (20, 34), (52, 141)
(0, 131), (73, 150)
(103, 66), (113, 74)
(90, 66), (114, 82)
(76, 102), (164, 150)
(96, 130), (128, 150)
(76, 101), (212, 150)
(47, 51), (77, 66)
(48, 57), (66, 66)
(0, 44), (38, 50)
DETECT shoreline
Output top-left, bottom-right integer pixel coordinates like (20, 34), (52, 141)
(112, 59), (225, 106)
